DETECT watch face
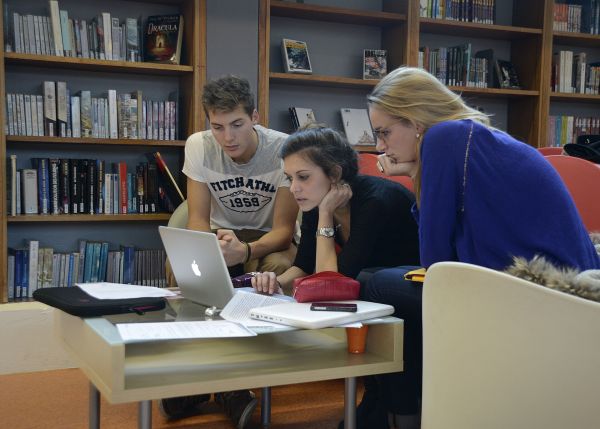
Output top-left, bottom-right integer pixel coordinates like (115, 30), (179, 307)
(317, 227), (335, 237)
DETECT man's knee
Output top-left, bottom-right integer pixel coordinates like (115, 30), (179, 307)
(257, 249), (294, 275)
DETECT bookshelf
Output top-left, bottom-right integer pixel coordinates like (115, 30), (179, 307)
(258, 0), (598, 151)
(548, 1), (600, 147)
(0, 0), (206, 302)
(258, 0), (408, 143)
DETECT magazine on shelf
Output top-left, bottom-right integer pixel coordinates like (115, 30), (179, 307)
(144, 15), (184, 64)
(363, 49), (387, 80)
(288, 107), (316, 130)
(495, 59), (521, 89)
(281, 38), (312, 74)
(340, 108), (375, 146)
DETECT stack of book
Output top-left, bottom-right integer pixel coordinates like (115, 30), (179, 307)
(5, 82), (179, 140)
(8, 0), (142, 61)
(7, 241), (167, 301)
(6, 152), (184, 217)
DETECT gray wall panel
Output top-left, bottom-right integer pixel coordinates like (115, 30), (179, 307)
(206, 0), (259, 92)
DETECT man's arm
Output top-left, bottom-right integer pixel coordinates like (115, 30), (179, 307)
(248, 186), (298, 259)
(186, 177), (212, 232)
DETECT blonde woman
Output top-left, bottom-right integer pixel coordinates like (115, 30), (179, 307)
(362, 67), (599, 429)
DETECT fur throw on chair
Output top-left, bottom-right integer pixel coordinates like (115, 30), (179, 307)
(505, 233), (600, 303)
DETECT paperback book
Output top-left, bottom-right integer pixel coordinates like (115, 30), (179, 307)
(495, 59), (521, 89)
(363, 49), (387, 80)
(288, 107), (316, 130)
(144, 15), (184, 64)
(340, 108), (375, 146)
(281, 38), (312, 74)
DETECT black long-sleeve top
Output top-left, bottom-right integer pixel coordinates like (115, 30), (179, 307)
(293, 175), (420, 278)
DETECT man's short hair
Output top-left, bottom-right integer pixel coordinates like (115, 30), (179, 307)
(202, 75), (255, 117)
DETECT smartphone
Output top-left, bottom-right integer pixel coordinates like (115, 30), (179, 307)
(310, 302), (358, 312)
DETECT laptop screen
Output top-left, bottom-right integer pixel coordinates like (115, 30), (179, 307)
(159, 226), (235, 309)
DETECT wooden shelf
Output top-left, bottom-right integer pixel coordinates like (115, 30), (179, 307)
(270, 80), (540, 98)
(270, 72), (378, 89)
(270, 0), (406, 26)
(4, 52), (194, 76)
(6, 135), (186, 147)
(419, 18), (542, 39)
(450, 86), (540, 98)
(0, 0), (205, 303)
(553, 32), (600, 48)
(550, 92), (600, 103)
(8, 214), (172, 223)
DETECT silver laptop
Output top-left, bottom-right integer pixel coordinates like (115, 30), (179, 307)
(158, 226), (235, 309)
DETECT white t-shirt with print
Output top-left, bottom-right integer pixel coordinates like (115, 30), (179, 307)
(182, 125), (289, 231)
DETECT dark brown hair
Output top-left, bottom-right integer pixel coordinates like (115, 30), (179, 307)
(280, 126), (358, 183)
(202, 75), (255, 117)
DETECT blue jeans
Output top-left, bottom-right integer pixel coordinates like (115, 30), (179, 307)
(361, 266), (422, 415)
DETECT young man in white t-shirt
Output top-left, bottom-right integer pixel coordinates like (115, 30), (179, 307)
(160, 76), (298, 429)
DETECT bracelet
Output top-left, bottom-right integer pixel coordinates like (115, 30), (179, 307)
(242, 241), (252, 264)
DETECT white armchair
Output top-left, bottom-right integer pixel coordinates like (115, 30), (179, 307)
(421, 262), (600, 429)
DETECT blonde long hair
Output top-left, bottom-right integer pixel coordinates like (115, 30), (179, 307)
(367, 67), (490, 204)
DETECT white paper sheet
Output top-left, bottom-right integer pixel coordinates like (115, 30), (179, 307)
(221, 289), (294, 328)
(77, 282), (178, 299)
(116, 320), (256, 342)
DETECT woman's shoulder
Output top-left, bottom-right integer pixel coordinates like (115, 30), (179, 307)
(426, 119), (483, 140)
(422, 119), (491, 157)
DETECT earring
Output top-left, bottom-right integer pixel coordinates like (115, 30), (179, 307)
(415, 133), (421, 139)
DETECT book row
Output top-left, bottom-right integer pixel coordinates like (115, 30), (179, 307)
(5, 84), (179, 140)
(7, 4), (142, 62)
(419, 0), (496, 24)
(418, 44), (495, 89)
(551, 51), (600, 95)
(547, 115), (600, 147)
(7, 239), (167, 301)
(6, 153), (184, 216)
(553, 1), (600, 35)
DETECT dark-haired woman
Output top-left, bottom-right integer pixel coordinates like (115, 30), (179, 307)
(251, 126), (419, 294)
(252, 126), (420, 429)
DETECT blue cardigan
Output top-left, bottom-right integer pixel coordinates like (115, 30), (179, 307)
(415, 119), (600, 271)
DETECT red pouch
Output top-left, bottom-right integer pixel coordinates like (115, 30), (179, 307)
(292, 271), (360, 303)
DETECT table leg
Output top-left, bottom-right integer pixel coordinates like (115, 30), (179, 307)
(138, 400), (152, 429)
(261, 386), (271, 427)
(344, 377), (357, 429)
(89, 383), (100, 429)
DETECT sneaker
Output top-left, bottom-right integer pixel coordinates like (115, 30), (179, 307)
(158, 394), (211, 420)
(215, 390), (258, 429)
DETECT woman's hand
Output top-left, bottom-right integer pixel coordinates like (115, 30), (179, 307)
(251, 271), (283, 295)
(319, 182), (352, 215)
(377, 154), (416, 178)
(216, 229), (246, 266)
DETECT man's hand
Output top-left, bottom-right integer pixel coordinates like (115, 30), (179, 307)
(216, 229), (246, 266)
(377, 154), (416, 177)
(251, 271), (283, 295)
(319, 182), (352, 215)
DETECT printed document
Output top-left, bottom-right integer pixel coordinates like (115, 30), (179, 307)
(221, 289), (295, 328)
(117, 320), (256, 342)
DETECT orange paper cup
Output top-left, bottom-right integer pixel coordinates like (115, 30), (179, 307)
(346, 325), (369, 354)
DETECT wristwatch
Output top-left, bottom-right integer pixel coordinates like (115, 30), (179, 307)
(316, 227), (335, 238)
